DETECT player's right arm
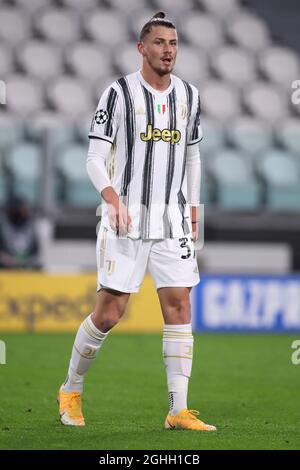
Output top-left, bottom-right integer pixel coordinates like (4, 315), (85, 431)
(87, 86), (132, 235)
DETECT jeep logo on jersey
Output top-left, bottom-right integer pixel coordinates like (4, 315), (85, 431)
(140, 124), (181, 144)
(94, 109), (109, 124)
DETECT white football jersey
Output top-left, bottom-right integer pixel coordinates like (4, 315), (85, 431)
(89, 71), (202, 239)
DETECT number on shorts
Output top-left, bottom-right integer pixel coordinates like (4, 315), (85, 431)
(179, 237), (192, 259)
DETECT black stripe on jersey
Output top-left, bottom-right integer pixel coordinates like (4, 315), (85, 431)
(117, 77), (135, 204)
(140, 86), (155, 238)
(191, 93), (201, 142)
(163, 88), (177, 238)
(178, 189), (189, 234)
(89, 136), (113, 144)
(177, 153), (190, 235)
(183, 80), (193, 128)
(187, 139), (202, 146)
(177, 81), (195, 235)
(105, 87), (118, 138)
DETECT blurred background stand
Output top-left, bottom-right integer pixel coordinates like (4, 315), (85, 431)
(0, 0), (300, 330)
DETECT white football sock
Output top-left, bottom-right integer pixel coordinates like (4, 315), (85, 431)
(62, 313), (109, 393)
(163, 323), (194, 415)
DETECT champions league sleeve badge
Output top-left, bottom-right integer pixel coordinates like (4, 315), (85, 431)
(94, 109), (109, 124)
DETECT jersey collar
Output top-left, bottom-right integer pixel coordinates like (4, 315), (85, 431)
(137, 70), (174, 97)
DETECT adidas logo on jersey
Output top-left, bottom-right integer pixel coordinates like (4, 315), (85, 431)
(140, 124), (181, 144)
(136, 106), (146, 115)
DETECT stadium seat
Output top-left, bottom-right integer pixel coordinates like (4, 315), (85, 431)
(17, 40), (63, 81)
(56, 143), (100, 207)
(83, 9), (128, 46)
(5, 142), (42, 204)
(257, 150), (300, 211)
(60, 0), (99, 10)
(211, 46), (256, 86)
(259, 46), (300, 87)
(6, 75), (44, 116)
(244, 81), (287, 125)
(0, 43), (14, 77)
(116, 43), (144, 76)
(277, 118), (300, 155)
(34, 8), (81, 46)
(180, 13), (224, 50)
(26, 111), (75, 150)
(66, 42), (112, 83)
(227, 12), (270, 52)
(200, 0), (240, 18)
(0, 113), (24, 152)
(174, 45), (207, 84)
(0, 7), (30, 46)
(228, 117), (273, 157)
(76, 113), (93, 142)
(201, 80), (240, 122)
(151, 0), (189, 16)
(209, 149), (261, 210)
(109, 0), (151, 13)
(47, 77), (93, 116)
(14, 0), (49, 12)
(200, 116), (225, 156)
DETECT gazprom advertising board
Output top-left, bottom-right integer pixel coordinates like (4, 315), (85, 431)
(193, 274), (300, 332)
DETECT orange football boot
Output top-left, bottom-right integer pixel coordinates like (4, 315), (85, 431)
(165, 409), (216, 431)
(57, 386), (85, 426)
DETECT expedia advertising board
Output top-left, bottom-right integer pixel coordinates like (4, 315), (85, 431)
(0, 272), (163, 332)
(193, 274), (300, 332)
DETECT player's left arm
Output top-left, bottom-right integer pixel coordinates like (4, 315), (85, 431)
(187, 89), (202, 242)
(186, 143), (201, 242)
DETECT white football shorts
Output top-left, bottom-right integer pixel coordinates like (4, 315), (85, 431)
(96, 225), (200, 293)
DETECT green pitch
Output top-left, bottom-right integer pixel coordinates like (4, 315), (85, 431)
(0, 332), (300, 450)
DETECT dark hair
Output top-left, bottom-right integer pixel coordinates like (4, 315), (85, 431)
(139, 11), (176, 41)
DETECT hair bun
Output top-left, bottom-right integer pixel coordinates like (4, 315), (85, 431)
(139, 11), (175, 41)
(152, 11), (166, 20)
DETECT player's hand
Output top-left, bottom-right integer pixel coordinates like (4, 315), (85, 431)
(191, 220), (199, 242)
(108, 198), (132, 236)
(101, 187), (132, 236)
(190, 205), (200, 242)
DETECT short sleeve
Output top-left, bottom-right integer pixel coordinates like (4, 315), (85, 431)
(187, 89), (203, 146)
(88, 85), (120, 144)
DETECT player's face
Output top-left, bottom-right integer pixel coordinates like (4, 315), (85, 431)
(139, 26), (178, 76)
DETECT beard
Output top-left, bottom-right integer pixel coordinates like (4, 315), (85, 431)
(152, 65), (173, 77)
(155, 66), (172, 77)
(147, 57), (174, 76)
